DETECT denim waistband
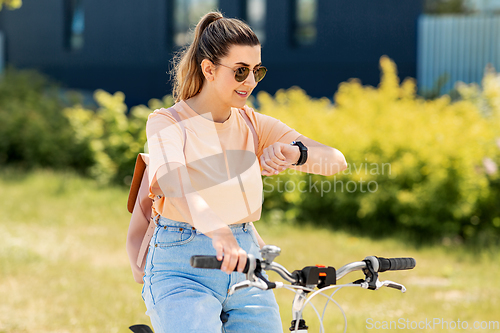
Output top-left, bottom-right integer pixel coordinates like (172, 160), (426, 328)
(156, 215), (251, 234)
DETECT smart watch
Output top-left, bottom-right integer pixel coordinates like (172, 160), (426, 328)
(290, 140), (308, 166)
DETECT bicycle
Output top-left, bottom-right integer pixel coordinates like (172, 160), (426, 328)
(190, 244), (416, 333)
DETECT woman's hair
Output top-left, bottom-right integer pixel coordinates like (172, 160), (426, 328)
(171, 11), (260, 102)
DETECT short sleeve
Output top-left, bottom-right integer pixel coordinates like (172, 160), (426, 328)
(146, 108), (185, 192)
(249, 108), (301, 159)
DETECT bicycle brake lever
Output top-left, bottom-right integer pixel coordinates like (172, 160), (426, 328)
(228, 281), (252, 295)
(358, 278), (407, 293)
(228, 278), (270, 295)
(379, 280), (407, 293)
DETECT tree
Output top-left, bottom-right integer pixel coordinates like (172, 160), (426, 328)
(0, 0), (22, 11)
(424, 0), (470, 14)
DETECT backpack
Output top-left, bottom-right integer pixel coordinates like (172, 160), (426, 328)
(126, 107), (259, 283)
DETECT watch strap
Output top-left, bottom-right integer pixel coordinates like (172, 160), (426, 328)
(291, 140), (308, 166)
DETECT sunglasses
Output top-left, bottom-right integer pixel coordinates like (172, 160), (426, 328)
(215, 63), (267, 83)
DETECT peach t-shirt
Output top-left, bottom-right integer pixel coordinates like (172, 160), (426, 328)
(146, 100), (301, 224)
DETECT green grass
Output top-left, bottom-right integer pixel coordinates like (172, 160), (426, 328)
(1, 167), (499, 333)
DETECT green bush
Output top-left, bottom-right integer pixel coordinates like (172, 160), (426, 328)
(0, 66), (173, 185)
(2, 60), (499, 246)
(63, 92), (174, 185)
(0, 67), (93, 173)
(0, 0), (22, 11)
(258, 56), (500, 246)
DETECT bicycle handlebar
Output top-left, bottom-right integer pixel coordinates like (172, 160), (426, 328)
(190, 254), (416, 281)
(191, 247), (416, 333)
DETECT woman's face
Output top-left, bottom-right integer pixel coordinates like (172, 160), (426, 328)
(212, 44), (262, 109)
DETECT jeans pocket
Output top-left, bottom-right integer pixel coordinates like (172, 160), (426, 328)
(155, 225), (196, 247)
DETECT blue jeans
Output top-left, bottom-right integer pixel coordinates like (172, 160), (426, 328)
(142, 215), (283, 333)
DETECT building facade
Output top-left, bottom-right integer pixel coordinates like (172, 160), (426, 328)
(0, 0), (423, 106)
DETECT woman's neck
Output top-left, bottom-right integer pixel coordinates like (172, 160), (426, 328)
(185, 89), (231, 123)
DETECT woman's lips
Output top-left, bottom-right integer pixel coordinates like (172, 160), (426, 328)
(235, 90), (248, 97)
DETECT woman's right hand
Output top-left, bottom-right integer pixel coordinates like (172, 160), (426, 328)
(206, 226), (247, 275)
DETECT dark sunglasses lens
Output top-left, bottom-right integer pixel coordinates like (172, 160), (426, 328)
(234, 67), (249, 82)
(255, 67), (267, 82)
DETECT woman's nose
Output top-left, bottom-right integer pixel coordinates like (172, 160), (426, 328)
(244, 71), (257, 87)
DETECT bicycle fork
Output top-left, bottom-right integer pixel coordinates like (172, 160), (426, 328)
(290, 289), (309, 332)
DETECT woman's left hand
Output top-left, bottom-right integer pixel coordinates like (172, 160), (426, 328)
(260, 142), (300, 176)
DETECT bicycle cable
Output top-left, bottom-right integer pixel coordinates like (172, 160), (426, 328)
(298, 284), (361, 333)
(322, 287), (344, 332)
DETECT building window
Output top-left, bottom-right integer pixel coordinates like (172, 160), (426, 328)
(293, 0), (317, 46)
(173, 0), (219, 47)
(245, 0), (266, 44)
(64, 0), (84, 51)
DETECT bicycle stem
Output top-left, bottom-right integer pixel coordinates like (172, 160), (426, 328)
(290, 289), (309, 332)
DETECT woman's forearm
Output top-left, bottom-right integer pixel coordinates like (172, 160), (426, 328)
(291, 135), (347, 176)
(299, 146), (347, 176)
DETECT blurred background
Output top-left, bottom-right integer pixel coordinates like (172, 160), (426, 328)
(0, 1), (499, 332)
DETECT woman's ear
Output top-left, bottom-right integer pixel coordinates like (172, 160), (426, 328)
(201, 59), (216, 82)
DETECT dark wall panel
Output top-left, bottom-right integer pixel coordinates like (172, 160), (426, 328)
(0, 0), (423, 106)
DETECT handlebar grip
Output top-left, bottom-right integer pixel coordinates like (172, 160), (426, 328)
(190, 255), (223, 269)
(377, 257), (416, 272)
(190, 255), (250, 273)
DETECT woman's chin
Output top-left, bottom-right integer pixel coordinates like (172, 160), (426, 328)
(233, 97), (249, 108)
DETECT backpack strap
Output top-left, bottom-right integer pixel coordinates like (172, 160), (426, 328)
(134, 166), (156, 268)
(238, 108), (259, 154)
(169, 107), (186, 150)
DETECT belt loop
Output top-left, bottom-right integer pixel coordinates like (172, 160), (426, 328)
(154, 214), (161, 226)
(243, 223), (248, 232)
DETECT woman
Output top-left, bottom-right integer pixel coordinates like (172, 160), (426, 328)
(142, 11), (347, 333)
